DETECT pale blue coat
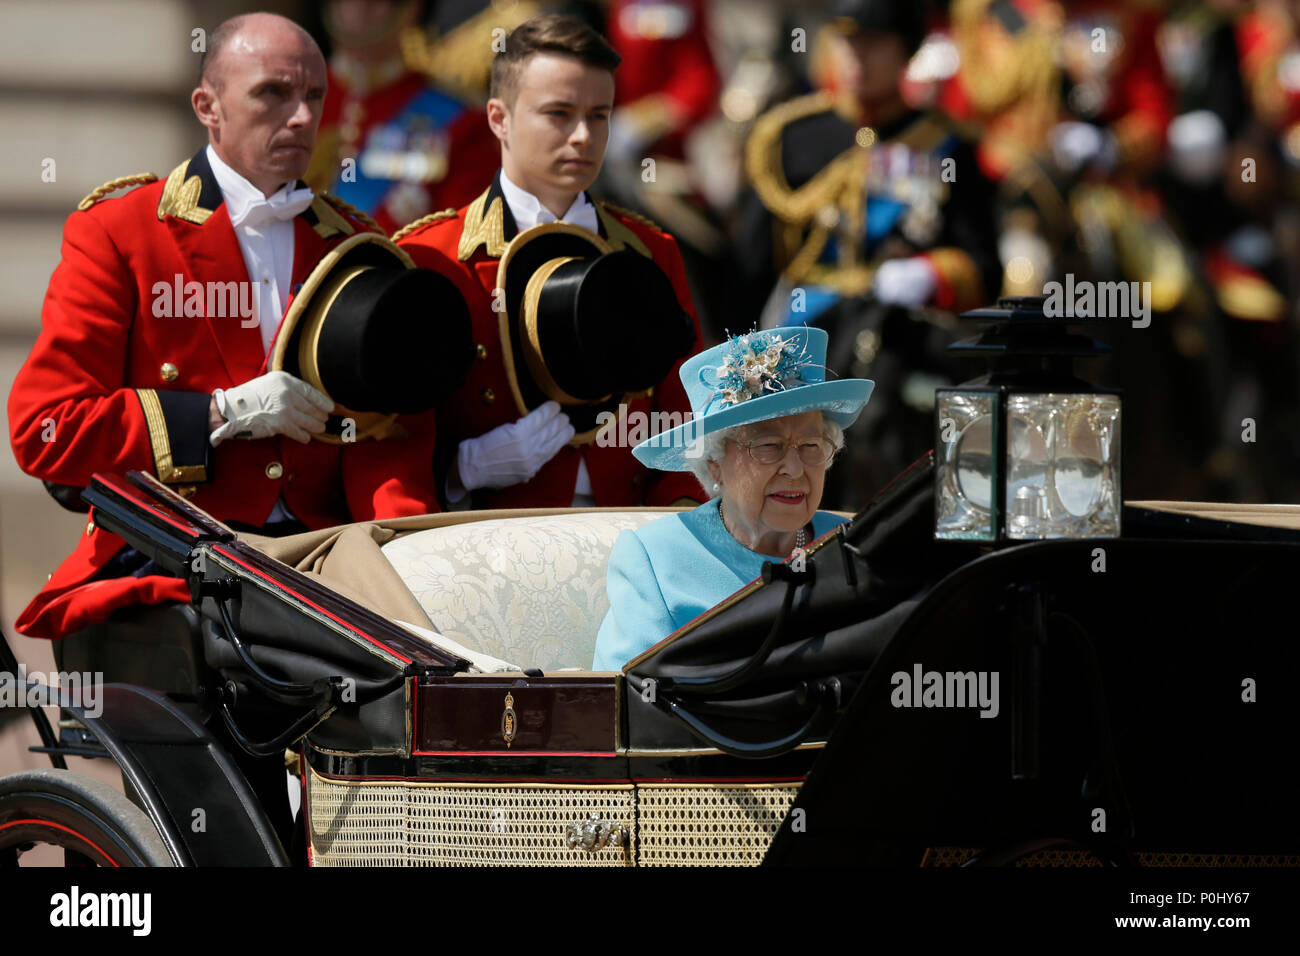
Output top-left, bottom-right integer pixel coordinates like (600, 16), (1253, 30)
(592, 499), (848, 670)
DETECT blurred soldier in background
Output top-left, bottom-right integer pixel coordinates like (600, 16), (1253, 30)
(736, 0), (999, 510)
(305, 0), (499, 232)
(935, 0), (1248, 500)
(596, 0), (727, 340)
(402, 0), (543, 102)
(604, 0), (719, 178)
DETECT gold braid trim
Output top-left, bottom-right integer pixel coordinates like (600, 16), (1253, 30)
(746, 92), (874, 288)
(745, 91), (861, 227)
(595, 204), (653, 258)
(322, 193), (382, 233)
(401, 2), (540, 101)
(77, 173), (158, 211)
(596, 201), (664, 234)
(135, 389), (207, 484)
(950, 0), (1058, 176)
(458, 188), (507, 261)
(391, 208), (458, 242)
(157, 160), (212, 225)
(951, 0), (1058, 115)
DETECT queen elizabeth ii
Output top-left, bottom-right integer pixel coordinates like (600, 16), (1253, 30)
(592, 327), (874, 670)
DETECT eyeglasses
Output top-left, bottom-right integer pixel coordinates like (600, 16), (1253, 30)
(728, 436), (837, 466)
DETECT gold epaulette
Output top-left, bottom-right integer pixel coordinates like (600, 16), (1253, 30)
(745, 91), (851, 225)
(391, 208), (458, 242)
(321, 193), (383, 233)
(749, 90), (838, 146)
(597, 201), (664, 234)
(401, 1), (540, 100)
(77, 173), (159, 211)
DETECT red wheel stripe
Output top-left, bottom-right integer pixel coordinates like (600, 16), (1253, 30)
(0, 818), (120, 867)
(95, 475), (202, 536)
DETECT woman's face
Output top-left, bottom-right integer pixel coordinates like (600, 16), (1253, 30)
(708, 411), (829, 546)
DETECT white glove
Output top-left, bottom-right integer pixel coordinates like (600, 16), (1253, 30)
(872, 257), (938, 307)
(210, 370), (334, 446)
(1049, 121), (1117, 174)
(452, 401), (575, 496)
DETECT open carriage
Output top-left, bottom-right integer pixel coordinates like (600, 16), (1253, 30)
(3, 451), (1298, 867)
(4, 295), (1299, 868)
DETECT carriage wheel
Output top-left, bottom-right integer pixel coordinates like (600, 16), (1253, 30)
(0, 769), (174, 867)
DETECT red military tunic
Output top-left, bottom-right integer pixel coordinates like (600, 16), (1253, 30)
(606, 0), (720, 159)
(396, 173), (707, 509)
(9, 148), (441, 639)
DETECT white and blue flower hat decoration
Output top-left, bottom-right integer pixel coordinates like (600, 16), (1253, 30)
(632, 326), (874, 472)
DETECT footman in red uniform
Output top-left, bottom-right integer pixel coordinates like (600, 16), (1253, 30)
(8, 13), (444, 640)
(396, 13), (706, 510)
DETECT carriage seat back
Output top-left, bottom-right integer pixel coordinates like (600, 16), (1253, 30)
(379, 511), (665, 671)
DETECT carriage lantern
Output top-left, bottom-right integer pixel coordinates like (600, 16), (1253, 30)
(934, 295), (1121, 543)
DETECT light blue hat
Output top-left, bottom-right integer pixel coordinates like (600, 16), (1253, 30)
(633, 326), (874, 472)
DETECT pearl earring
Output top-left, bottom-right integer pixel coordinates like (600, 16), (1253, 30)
(712, 482), (720, 493)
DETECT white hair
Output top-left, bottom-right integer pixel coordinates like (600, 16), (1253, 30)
(687, 412), (845, 495)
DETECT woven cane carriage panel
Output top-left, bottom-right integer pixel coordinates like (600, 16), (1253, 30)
(308, 771), (636, 866)
(636, 783), (800, 867)
(406, 784), (635, 866)
(308, 774), (408, 866)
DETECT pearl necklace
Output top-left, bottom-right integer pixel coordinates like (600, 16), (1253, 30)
(719, 499), (808, 554)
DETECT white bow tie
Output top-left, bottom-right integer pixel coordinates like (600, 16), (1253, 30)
(229, 185), (315, 230)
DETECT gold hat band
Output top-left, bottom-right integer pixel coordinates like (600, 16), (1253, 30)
(520, 256), (611, 408)
(298, 263), (370, 395)
(293, 261), (401, 445)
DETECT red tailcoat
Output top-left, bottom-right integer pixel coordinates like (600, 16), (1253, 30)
(9, 148), (441, 639)
(396, 173), (707, 509)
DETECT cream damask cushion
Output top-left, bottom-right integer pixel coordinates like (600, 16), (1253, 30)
(380, 512), (665, 671)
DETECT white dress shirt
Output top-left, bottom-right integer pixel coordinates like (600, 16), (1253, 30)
(205, 144), (311, 354)
(498, 168), (600, 235)
(497, 170), (598, 506)
(206, 145), (314, 523)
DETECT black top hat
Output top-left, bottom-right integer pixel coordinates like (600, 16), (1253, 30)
(270, 232), (473, 443)
(496, 223), (696, 443)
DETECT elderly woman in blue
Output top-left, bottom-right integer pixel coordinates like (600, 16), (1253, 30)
(592, 327), (874, 670)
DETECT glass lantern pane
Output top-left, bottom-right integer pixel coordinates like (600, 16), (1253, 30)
(1004, 393), (1121, 540)
(935, 390), (998, 540)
